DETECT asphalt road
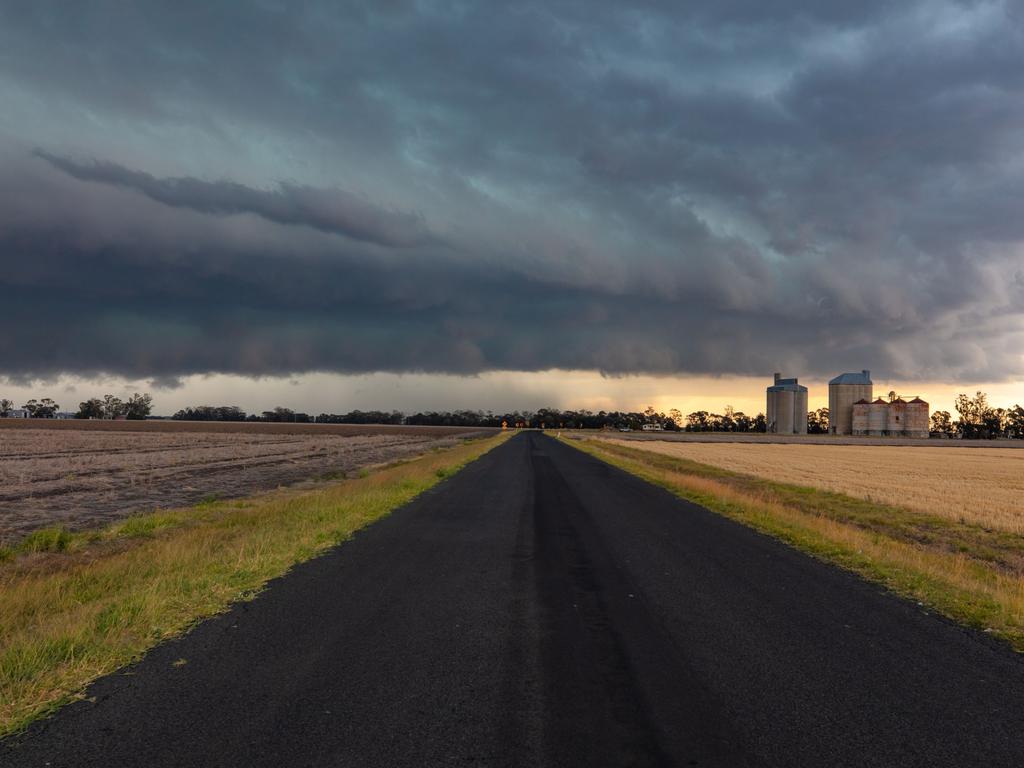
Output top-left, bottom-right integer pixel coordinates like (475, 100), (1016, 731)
(5, 431), (1024, 767)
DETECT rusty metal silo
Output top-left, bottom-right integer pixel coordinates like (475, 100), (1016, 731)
(868, 398), (888, 435)
(852, 399), (871, 435)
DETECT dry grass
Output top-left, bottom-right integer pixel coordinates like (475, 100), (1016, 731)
(0, 433), (509, 738)
(566, 437), (1024, 654)
(598, 438), (1024, 533)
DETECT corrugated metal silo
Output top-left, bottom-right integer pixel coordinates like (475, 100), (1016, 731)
(868, 398), (888, 435)
(888, 397), (907, 435)
(906, 397), (929, 438)
(828, 370), (873, 435)
(852, 399), (870, 435)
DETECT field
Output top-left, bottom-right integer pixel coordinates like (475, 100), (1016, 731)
(0, 421), (494, 543)
(596, 437), (1024, 532)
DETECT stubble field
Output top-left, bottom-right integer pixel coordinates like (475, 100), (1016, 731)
(598, 437), (1024, 532)
(0, 421), (493, 542)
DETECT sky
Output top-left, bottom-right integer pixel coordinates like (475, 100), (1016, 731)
(1, 1), (1023, 416)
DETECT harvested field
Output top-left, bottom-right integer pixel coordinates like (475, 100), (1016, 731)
(596, 437), (1024, 533)
(0, 421), (492, 542)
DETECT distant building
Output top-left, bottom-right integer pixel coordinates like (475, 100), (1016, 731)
(852, 395), (929, 439)
(766, 373), (808, 434)
(5, 409), (29, 419)
(828, 370), (873, 435)
(641, 423), (664, 432)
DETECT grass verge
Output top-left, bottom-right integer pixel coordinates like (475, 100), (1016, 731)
(0, 433), (509, 738)
(562, 436), (1024, 651)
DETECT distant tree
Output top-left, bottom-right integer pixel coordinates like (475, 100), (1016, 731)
(102, 394), (126, 420)
(125, 393), (154, 420)
(172, 405), (247, 421)
(23, 398), (59, 418)
(1006, 405), (1024, 439)
(668, 408), (683, 429)
(929, 410), (954, 437)
(807, 407), (830, 434)
(752, 413), (767, 433)
(685, 411), (711, 432)
(0, 398), (12, 417)
(77, 398), (105, 419)
(955, 391), (995, 439)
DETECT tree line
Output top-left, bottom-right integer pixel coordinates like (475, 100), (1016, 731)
(0, 394), (153, 420)
(4, 389), (1021, 438)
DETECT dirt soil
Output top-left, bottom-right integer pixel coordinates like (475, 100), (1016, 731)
(0, 423), (488, 542)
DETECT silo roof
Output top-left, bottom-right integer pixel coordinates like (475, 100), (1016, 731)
(767, 382), (808, 393)
(829, 370), (873, 385)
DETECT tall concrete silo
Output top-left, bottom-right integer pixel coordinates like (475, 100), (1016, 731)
(828, 370), (873, 435)
(767, 373), (808, 435)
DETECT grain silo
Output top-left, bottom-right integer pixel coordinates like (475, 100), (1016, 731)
(905, 397), (929, 438)
(852, 399), (871, 435)
(828, 370), (873, 435)
(887, 396), (907, 435)
(868, 398), (888, 435)
(767, 373), (808, 434)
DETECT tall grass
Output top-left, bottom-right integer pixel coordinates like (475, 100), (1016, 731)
(565, 437), (1024, 652)
(0, 433), (508, 738)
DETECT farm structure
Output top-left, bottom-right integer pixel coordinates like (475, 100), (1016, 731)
(828, 370), (874, 435)
(853, 396), (929, 439)
(826, 368), (929, 438)
(766, 374), (808, 434)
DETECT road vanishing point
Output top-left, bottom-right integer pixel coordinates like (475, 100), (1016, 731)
(5, 432), (1024, 767)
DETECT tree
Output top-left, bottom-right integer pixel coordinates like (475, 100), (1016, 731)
(685, 411), (711, 432)
(929, 410), (953, 437)
(807, 407), (830, 434)
(102, 394), (126, 420)
(77, 398), (105, 419)
(0, 398), (12, 417)
(23, 398), (59, 418)
(954, 391), (995, 439)
(125, 393), (154, 420)
(1006, 405), (1024, 439)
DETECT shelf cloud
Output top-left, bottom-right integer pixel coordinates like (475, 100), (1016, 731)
(1, 0), (1022, 385)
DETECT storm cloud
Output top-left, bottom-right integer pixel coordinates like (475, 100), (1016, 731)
(1, 0), (1023, 384)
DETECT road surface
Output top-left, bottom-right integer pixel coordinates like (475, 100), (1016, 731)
(5, 431), (1024, 766)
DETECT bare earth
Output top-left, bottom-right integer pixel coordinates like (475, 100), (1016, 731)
(0, 421), (493, 542)
(595, 436), (1024, 533)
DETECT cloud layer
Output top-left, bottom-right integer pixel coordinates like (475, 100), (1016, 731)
(1, 1), (1023, 384)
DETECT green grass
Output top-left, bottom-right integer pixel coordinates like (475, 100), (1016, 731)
(0, 433), (509, 738)
(562, 436), (1024, 652)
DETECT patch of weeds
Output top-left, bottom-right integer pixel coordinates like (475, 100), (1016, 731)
(19, 527), (75, 554)
(357, 469), (370, 479)
(0, 546), (14, 563)
(196, 493), (222, 509)
(435, 467), (450, 479)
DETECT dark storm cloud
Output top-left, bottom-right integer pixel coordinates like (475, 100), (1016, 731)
(1, 0), (1023, 383)
(34, 151), (434, 248)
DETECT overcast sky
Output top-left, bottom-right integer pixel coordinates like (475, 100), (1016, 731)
(1, 1), (1023, 413)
